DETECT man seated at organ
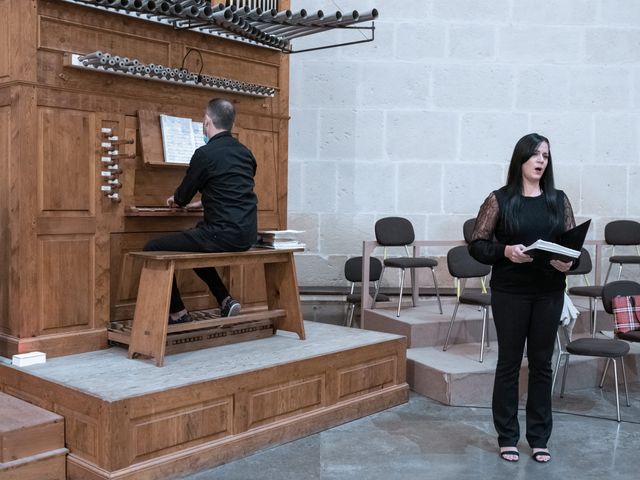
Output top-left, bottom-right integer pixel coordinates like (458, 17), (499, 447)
(144, 98), (258, 324)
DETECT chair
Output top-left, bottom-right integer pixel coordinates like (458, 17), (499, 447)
(462, 218), (476, 244)
(567, 248), (603, 337)
(554, 280), (637, 421)
(371, 217), (442, 317)
(604, 220), (640, 283)
(343, 256), (389, 327)
(442, 245), (492, 362)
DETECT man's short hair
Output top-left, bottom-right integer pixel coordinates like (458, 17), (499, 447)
(207, 98), (235, 131)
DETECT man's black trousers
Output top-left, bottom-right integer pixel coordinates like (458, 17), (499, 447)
(144, 228), (236, 313)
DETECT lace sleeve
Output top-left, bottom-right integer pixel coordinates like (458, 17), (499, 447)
(471, 192), (499, 241)
(468, 192), (506, 265)
(563, 193), (576, 231)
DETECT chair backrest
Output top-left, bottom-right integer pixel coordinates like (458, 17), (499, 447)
(601, 280), (640, 314)
(463, 218), (476, 244)
(604, 220), (640, 246)
(375, 217), (415, 246)
(344, 256), (384, 283)
(447, 245), (491, 279)
(566, 248), (592, 276)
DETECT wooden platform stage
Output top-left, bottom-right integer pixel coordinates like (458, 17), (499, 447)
(0, 322), (408, 480)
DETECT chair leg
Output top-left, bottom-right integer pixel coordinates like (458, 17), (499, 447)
(591, 297), (600, 337)
(560, 353), (571, 398)
(346, 303), (356, 328)
(485, 307), (491, 348)
(604, 263), (613, 283)
(371, 266), (385, 309)
(431, 267), (443, 314)
(621, 357), (630, 407)
(479, 306), (488, 363)
(600, 358), (611, 388)
(344, 302), (351, 326)
(552, 332), (562, 396)
(588, 297), (595, 337)
(397, 269), (406, 317)
(612, 358), (621, 422)
(410, 268), (417, 307)
(442, 301), (460, 352)
(617, 264), (623, 281)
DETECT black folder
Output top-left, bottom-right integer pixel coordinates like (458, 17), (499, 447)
(524, 219), (591, 262)
(559, 219), (591, 251)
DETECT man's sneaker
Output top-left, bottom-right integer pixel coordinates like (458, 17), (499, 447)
(221, 298), (241, 317)
(168, 312), (193, 325)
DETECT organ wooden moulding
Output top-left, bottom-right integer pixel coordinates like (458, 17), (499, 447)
(0, 0), (292, 358)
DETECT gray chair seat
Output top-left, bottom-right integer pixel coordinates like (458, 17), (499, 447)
(617, 330), (640, 342)
(383, 257), (438, 269)
(459, 292), (491, 306)
(568, 285), (603, 297)
(565, 338), (630, 357)
(346, 292), (389, 304)
(609, 255), (640, 264)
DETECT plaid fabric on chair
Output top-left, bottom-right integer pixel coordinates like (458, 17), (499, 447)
(612, 295), (640, 334)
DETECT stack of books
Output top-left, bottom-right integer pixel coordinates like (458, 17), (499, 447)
(257, 230), (305, 250)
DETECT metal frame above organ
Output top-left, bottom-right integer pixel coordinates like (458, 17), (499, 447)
(60, 0), (378, 53)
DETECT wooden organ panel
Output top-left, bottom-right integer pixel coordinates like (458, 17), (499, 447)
(39, 236), (94, 332)
(38, 15), (173, 66)
(0, 0), (291, 358)
(0, 0), (8, 80)
(0, 107), (9, 336)
(40, 107), (95, 212)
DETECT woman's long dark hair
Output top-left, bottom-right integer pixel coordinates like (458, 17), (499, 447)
(502, 133), (563, 233)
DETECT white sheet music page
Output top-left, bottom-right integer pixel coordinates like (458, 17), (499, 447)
(160, 114), (196, 164)
(192, 121), (206, 149)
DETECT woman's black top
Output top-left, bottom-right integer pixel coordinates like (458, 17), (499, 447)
(468, 186), (575, 294)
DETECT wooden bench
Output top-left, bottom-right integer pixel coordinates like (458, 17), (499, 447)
(126, 247), (306, 366)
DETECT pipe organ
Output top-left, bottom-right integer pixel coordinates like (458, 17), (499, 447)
(0, 0), (294, 358)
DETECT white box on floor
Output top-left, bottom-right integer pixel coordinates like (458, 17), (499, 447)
(12, 351), (46, 367)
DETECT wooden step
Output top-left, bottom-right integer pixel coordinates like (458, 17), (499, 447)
(0, 392), (67, 480)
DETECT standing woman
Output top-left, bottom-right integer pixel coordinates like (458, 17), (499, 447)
(468, 133), (575, 463)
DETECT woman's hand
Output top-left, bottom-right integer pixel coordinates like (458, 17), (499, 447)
(550, 259), (573, 273)
(504, 244), (533, 263)
(185, 200), (202, 210)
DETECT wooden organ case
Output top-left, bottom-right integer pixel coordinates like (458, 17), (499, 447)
(0, 0), (291, 358)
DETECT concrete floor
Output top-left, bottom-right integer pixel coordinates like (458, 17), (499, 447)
(181, 382), (640, 480)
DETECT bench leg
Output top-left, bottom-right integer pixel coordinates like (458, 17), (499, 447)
(128, 260), (174, 366)
(264, 253), (305, 340)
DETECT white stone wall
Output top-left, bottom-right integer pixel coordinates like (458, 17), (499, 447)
(288, 0), (640, 286)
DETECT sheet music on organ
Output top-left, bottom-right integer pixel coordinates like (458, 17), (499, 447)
(159, 114), (205, 164)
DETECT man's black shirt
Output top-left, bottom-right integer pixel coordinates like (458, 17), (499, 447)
(173, 131), (258, 249)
